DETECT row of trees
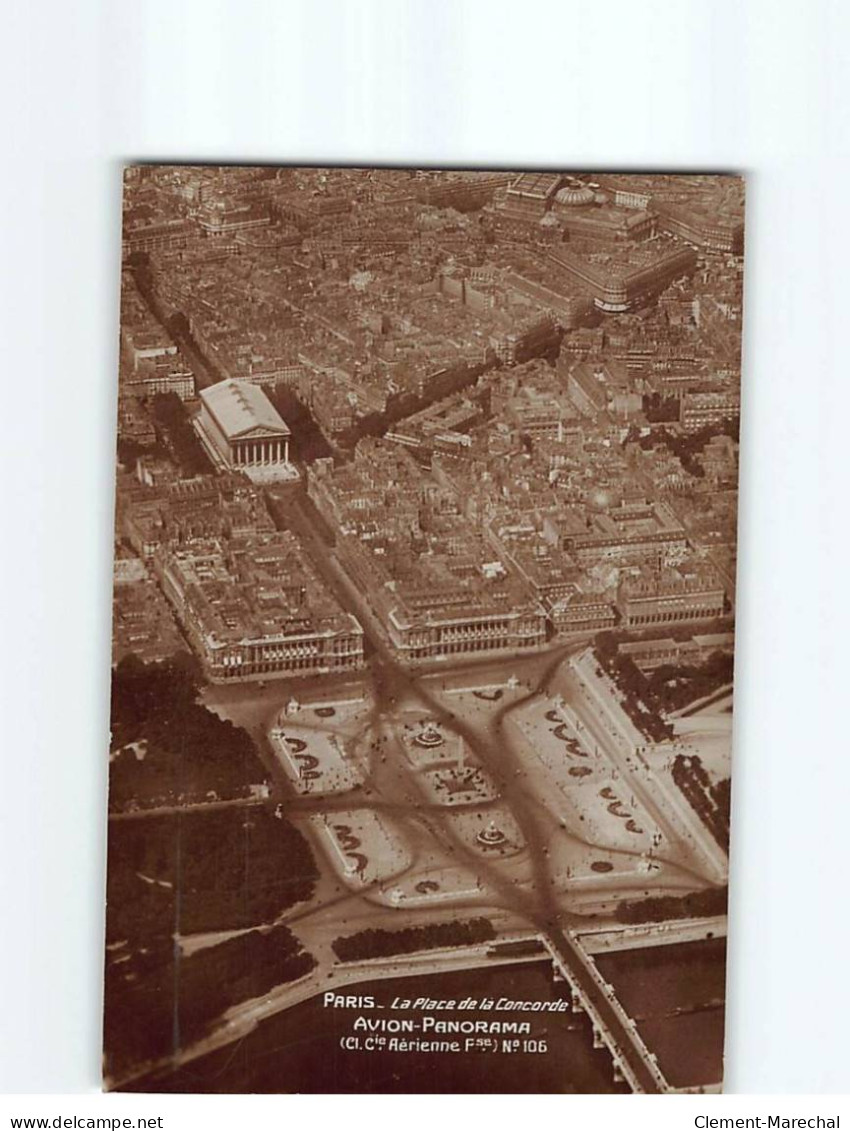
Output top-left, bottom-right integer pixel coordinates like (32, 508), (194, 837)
(595, 632), (734, 724)
(616, 885), (728, 925)
(593, 638), (673, 743)
(178, 924), (316, 1046)
(333, 917), (496, 962)
(127, 253), (221, 389)
(150, 392), (212, 477)
(672, 755), (732, 852)
(641, 651), (734, 716)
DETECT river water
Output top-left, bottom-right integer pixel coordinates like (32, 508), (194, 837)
(594, 936), (727, 1089)
(130, 943), (725, 1094)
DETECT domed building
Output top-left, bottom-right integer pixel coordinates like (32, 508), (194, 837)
(551, 180), (658, 243)
(553, 184), (596, 209)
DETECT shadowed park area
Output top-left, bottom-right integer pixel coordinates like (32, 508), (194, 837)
(109, 653), (269, 812)
(105, 805), (319, 1084)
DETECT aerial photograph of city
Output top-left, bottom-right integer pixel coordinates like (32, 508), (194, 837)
(106, 165), (744, 1094)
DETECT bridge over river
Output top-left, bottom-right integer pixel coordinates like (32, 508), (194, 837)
(541, 931), (669, 1093)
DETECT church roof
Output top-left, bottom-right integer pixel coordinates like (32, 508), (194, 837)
(200, 379), (291, 439)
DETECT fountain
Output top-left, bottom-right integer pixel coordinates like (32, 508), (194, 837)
(476, 819), (509, 849)
(413, 721), (445, 748)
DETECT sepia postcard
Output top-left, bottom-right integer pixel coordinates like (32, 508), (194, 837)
(106, 165), (744, 1093)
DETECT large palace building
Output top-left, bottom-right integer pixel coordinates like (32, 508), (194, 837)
(196, 379), (298, 481)
(616, 566), (726, 628)
(155, 533), (364, 682)
(377, 582), (548, 663)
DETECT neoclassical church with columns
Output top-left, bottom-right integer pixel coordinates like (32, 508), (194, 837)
(196, 378), (299, 482)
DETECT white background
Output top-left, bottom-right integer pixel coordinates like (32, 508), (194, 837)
(2, 0), (849, 1113)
